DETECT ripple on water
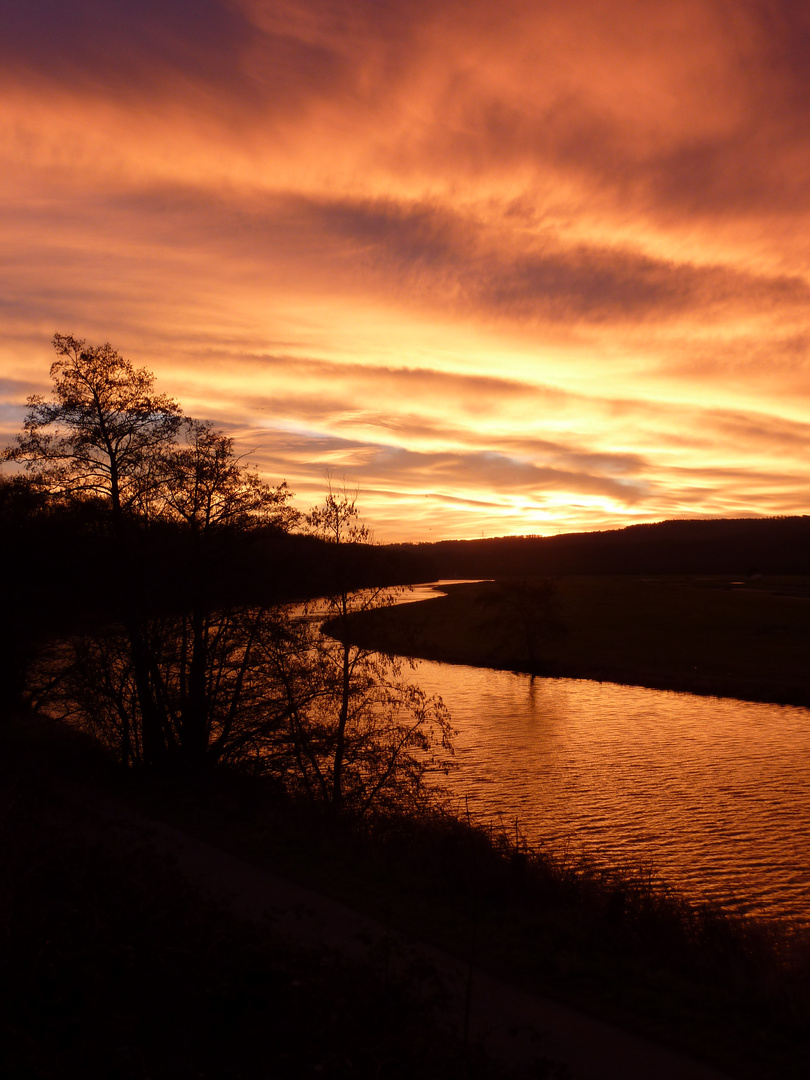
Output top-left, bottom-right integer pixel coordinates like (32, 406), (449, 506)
(406, 657), (810, 926)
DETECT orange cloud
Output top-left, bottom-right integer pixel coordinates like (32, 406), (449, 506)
(3, 1), (810, 538)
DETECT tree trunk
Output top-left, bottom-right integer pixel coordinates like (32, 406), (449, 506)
(181, 606), (209, 765)
(127, 623), (166, 767)
(331, 590), (352, 808)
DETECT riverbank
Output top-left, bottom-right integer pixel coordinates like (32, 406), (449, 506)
(336, 576), (810, 707)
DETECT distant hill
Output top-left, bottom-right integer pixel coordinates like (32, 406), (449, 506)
(382, 517), (810, 579)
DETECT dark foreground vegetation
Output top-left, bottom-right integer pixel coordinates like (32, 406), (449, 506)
(338, 576), (810, 707)
(0, 715), (519, 1080)
(3, 712), (810, 1080)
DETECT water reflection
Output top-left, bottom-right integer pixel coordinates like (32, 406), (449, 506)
(402, 647), (810, 927)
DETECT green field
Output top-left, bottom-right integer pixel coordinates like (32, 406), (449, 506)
(340, 576), (810, 706)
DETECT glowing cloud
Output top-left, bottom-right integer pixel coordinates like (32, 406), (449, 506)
(3, 0), (810, 539)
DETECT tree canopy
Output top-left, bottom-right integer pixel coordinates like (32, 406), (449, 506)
(2, 336), (452, 809)
(5, 334), (183, 520)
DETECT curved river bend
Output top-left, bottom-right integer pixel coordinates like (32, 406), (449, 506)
(393, 585), (810, 927)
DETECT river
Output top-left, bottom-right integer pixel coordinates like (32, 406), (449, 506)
(391, 584), (810, 927)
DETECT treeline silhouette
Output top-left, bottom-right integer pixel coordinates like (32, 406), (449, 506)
(0, 482), (312, 690)
(382, 516), (810, 580)
(0, 479), (426, 699)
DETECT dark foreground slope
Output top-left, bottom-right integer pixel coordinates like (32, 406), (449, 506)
(0, 716), (526, 1080)
(4, 714), (810, 1079)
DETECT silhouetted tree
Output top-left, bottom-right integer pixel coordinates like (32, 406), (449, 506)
(151, 420), (295, 765)
(3, 335), (185, 760)
(47, 606), (292, 769)
(256, 484), (453, 814)
(5, 334), (183, 522)
(4, 340), (452, 799)
(478, 578), (565, 672)
(5, 336), (295, 768)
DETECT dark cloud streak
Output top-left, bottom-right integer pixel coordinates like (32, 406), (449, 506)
(58, 184), (810, 329)
(2, 1), (255, 95)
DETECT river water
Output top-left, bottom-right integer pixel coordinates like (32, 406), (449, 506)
(393, 584), (810, 927)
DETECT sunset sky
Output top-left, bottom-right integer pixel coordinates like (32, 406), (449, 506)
(3, 0), (810, 541)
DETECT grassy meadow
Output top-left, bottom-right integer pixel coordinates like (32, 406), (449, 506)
(338, 576), (810, 707)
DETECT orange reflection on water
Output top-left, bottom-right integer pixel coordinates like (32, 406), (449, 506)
(409, 658), (810, 926)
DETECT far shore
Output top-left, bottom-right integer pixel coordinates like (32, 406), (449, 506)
(335, 576), (810, 708)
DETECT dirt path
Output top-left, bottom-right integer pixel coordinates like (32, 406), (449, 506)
(75, 790), (735, 1080)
